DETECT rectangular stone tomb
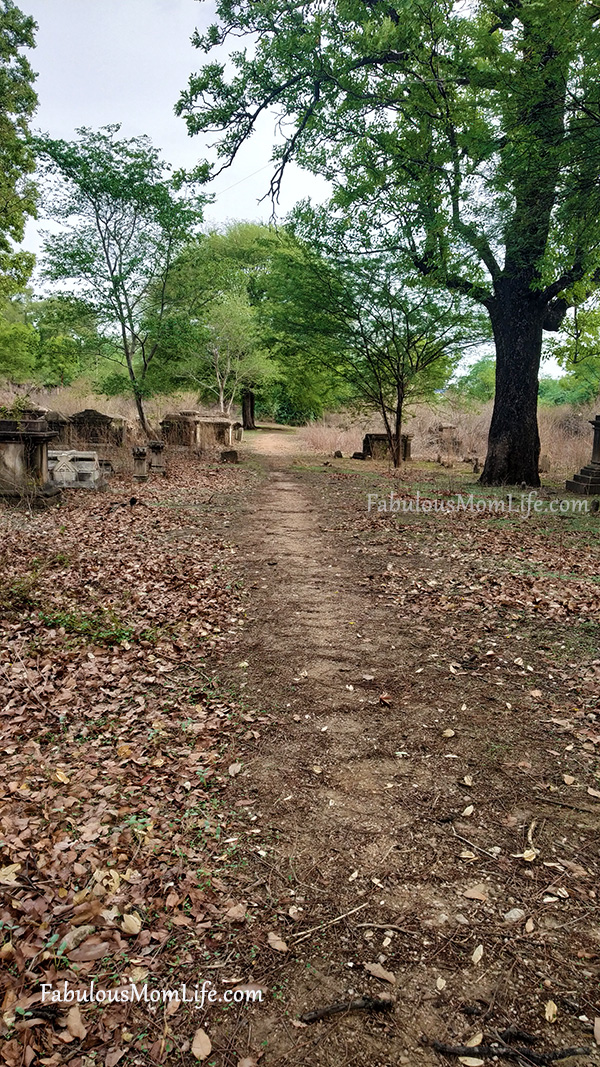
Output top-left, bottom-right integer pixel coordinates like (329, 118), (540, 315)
(566, 414), (600, 495)
(0, 414), (58, 496)
(362, 433), (413, 460)
(160, 411), (243, 451)
(48, 450), (102, 488)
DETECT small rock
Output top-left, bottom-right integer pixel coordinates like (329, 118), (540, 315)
(504, 908), (526, 924)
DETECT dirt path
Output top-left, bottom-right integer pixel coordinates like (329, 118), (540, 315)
(219, 438), (599, 1067)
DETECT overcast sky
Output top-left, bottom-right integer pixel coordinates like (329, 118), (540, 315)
(23, 0), (328, 250)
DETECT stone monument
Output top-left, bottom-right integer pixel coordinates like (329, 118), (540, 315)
(565, 414), (600, 495)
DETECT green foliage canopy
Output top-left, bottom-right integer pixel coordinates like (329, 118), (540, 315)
(178, 0), (600, 483)
(37, 125), (205, 432)
(0, 0), (38, 296)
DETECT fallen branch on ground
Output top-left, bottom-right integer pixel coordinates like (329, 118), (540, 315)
(427, 1039), (592, 1065)
(300, 995), (394, 1024)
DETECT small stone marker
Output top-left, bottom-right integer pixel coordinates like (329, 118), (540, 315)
(148, 440), (166, 476)
(132, 446), (148, 482)
(220, 449), (238, 463)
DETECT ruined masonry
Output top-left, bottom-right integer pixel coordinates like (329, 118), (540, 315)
(48, 450), (102, 488)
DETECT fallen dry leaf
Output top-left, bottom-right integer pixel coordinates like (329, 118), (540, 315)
(228, 762), (242, 777)
(105, 1050), (126, 1067)
(545, 1000), (558, 1023)
(0, 863), (21, 886)
(267, 931), (288, 953)
(224, 902), (246, 922)
(471, 944), (484, 964)
(65, 1005), (87, 1039)
(364, 961), (396, 984)
(191, 1028), (212, 1060)
(463, 884), (488, 902)
(121, 912), (142, 936)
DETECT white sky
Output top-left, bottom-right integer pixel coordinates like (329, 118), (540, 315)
(23, 0), (328, 250)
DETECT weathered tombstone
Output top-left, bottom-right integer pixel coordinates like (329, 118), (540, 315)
(352, 451), (365, 460)
(48, 450), (102, 488)
(0, 412), (59, 497)
(566, 414), (600, 495)
(160, 412), (242, 451)
(132, 446), (148, 482)
(362, 432), (413, 461)
(221, 449), (239, 463)
(45, 410), (72, 446)
(148, 440), (166, 476)
(70, 408), (127, 446)
(334, 450), (343, 458)
(160, 412), (199, 447)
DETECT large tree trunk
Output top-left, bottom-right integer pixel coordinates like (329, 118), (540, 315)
(480, 284), (544, 487)
(242, 388), (256, 430)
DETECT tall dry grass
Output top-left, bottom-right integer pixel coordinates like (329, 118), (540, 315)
(0, 384), (225, 428)
(299, 399), (598, 475)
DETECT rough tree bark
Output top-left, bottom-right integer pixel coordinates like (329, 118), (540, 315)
(480, 280), (545, 486)
(242, 388), (256, 430)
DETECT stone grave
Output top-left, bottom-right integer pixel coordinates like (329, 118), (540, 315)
(160, 411), (243, 451)
(566, 414), (600, 495)
(148, 441), (166, 476)
(0, 412), (59, 497)
(362, 432), (413, 461)
(69, 408), (127, 446)
(48, 450), (102, 488)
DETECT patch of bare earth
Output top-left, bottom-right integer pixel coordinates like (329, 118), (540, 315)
(204, 437), (600, 1067)
(1, 438), (599, 1067)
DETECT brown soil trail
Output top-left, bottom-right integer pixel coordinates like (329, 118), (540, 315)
(217, 433), (600, 1067)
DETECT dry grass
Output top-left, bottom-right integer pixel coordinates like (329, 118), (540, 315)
(0, 385), (226, 429)
(299, 399), (597, 475)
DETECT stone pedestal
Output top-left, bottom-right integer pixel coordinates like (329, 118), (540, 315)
(148, 441), (166, 476)
(0, 414), (59, 496)
(566, 415), (600, 495)
(132, 447), (148, 483)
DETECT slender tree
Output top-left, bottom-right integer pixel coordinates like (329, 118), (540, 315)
(178, 0), (600, 484)
(261, 227), (479, 464)
(37, 126), (205, 433)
